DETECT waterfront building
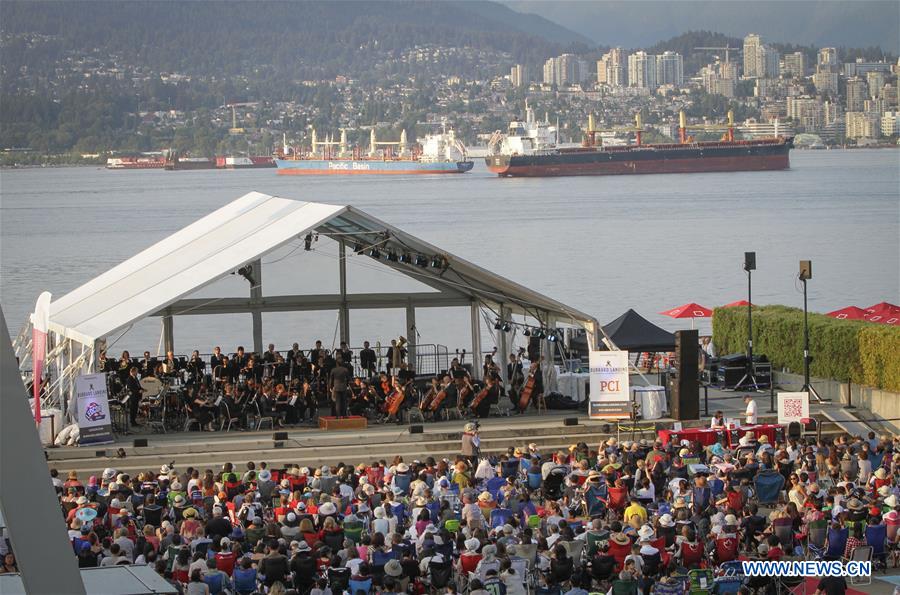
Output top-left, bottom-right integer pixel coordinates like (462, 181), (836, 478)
(846, 77), (868, 112)
(846, 111), (880, 139)
(628, 51), (657, 89)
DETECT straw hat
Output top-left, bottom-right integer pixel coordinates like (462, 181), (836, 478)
(884, 495), (898, 508)
(478, 492), (494, 503)
(76, 495), (89, 505)
(658, 513), (675, 528)
(877, 485), (890, 498)
(759, 435), (769, 444)
(846, 497), (865, 511)
(414, 496), (428, 507)
(874, 468), (887, 480)
(606, 437), (618, 447)
(674, 497), (687, 509)
(258, 469), (271, 482)
(465, 537), (481, 552)
(514, 447), (524, 457)
(610, 532), (630, 546)
(724, 514), (738, 526)
(464, 422), (477, 432)
(637, 525), (655, 541)
(182, 507), (198, 519)
(173, 494), (186, 507)
(396, 463), (410, 473)
(318, 502), (337, 516)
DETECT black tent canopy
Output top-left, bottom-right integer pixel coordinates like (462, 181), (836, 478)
(602, 309), (676, 352)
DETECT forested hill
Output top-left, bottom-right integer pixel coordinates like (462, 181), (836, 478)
(1, 0), (590, 81)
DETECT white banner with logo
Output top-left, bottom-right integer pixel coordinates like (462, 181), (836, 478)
(75, 373), (114, 445)
(777, 391), (810, 425)
(588, 350), (631, 418)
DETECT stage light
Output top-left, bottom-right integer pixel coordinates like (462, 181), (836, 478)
(236, 265), (256, 286)
(368, 247), (381, 259)
(415, 254), (428, 267)
(523, 328), (531, 337)
(430, 255), (444, 268)
(494, 319), (502, 330)
(387, 250), (398, 262)
(533, 328), (545, 339)
(353, 242), (364, 254)
(501, 322), (512, 332)
(548, 332), (558, 343)
(398, 252), (411, 264)
(304, 233), (313, 251)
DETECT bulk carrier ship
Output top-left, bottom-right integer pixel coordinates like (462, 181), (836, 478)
(163, 152), (275, 170)
(275, 127), (473, 175)
(486, 106), (792, 178)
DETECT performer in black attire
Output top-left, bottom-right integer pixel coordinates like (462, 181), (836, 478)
(140, 351), (157, 378)
(186, 350), (205, 385)
(233, 346), (249, 369)
(338, 342), (354, 375)
(329, 354), (351, 418)
(125, 366), (144, 426)
(209, 346), (225, 370)
(262, 344), (278, 364)
(359, 341), (377, 378)
(507, 353), (524, 409)
(472, 374), (500, 419)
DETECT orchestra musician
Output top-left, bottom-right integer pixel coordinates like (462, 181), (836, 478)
(517, 360), (544, 412)
(233, 346), (249, 369)
(297, 379), (317, 422)
(124, 366), (144, 427)
(338, 342), (354, 376)
(455, 373), (475, 412)
(328, 353), (352, 418)
(161, 350), (180, 377)
(483, 353), (499, 379)
(470, 374), (500, 419)
(359, 341), (377, 378)
(118, 351), (134, 384)
(98, 351), (115, 373)
(186, 350), (204, 385)
(187, 385), (217, 431)
(426, 374), (456, 421)
(382, 376), (408, 424)
(507, 353), (524, 406)
(349, 378), (374, 417)
(386, 338), (407, 376)
(210, 346), (225, 370)
(263, 344), (278, 364)
(308, 340), (324, 367)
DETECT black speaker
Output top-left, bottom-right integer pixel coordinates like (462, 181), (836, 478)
(409, 425), (424, 434)
(744, 251), (756, 271)
(273, 432), (288, 441)
(95, 450), (106, 458)
(133, 438), (148, 448)
(671, 330), (699, 420)
(799, 260), (812, 280)
(563, 417), (578, 426)
(273, 441), (284, 449)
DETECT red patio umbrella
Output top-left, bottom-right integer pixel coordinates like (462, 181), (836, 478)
(659, 302), (713, 329)
(721, 300), (752, 308)
(825, 306), (868, 321)
(863, 302), (900, 325)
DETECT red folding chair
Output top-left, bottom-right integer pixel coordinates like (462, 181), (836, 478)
(607, 486), (628, 518)
(680, 541), (705, 569)
(715, 536), (739, 564)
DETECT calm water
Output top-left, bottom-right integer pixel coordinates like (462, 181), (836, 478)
(1, 150), (898, 354)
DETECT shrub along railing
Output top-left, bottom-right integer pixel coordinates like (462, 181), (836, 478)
(712, 305), (900, 393)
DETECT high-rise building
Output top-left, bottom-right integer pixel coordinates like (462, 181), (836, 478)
(543, 54), (581, 86)
(655, 51), (684, 87)
(628, 51), (657, 89)
(787, 96), (823, 131)
(701, 63), (735, 97)
(882, 84), (898, 111)
(762, 46), (781, 78)
(818, 47), (838, 67)
(743, 34), (762, 77)
(846, 77), (868, 112)
(881, 111), (899, 136)
(813, 67), (839, 96)
(782, 52), (806, 78)
(823, 101), (843, 125)
(866, 71), (886, 98)
(510, 64), (527, 87)
(605, 48), (627, 87)
(596, 57), (608, 85)
(845, 111), (879, 139)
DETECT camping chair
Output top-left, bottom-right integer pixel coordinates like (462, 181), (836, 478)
(344, 519), (364, 544)
(709, 477), (725, 500)
(527, 471), (543, 492)
(606, 486), (628, 519)
(561, 540), (585, 568)
(327, 567), (351, 592)
(349, 578), (373, 594)
(864, 524), (888, 571)
(775, 575), (806, 595)
(584, 485), (606, 518)
(490, 508), (514, 530)
(586, 530), (609, 558)
(392, 472), (412, 495)
(687, 568), (714, 594)
(824, 527), (848, 560)
(773, 518), (794, 552)
(714, 560), (745, 595)
(679, 541), (704, 569)
(486, 476), (506, 500)
(805, 519), (829, 560)
(692, 486), (711, 514)
(753, 469), (785, 505)
(253, 399), (274, 431)
(842, 545), (873, 586)
(714, 536), (738, 565)
(501, 460), (520, 479)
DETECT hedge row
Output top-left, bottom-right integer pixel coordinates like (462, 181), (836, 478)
(711, 305), (900, 393)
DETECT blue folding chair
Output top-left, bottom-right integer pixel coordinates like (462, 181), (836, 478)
(390, 501), (408, 527)
(425, 501), (441, 523)
(393, 472), (412, 495)
(825, 527), (849, 560)
(692, 486), (711, 513)
(584, 485), (606, 518)
(865, 524), (888, 570)
(709, 477), (725, 499)
(501, 459), (520, 479)
(486, 476), (506, 500)
(527, 471), (543, 491)
(753, 469), (785, 505)
(349, 578), (373, 594)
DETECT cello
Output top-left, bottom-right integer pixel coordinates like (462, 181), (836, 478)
(420, 380), (439, 412)
(517, 363), (538, 413)
(469, 382), (492, 414)
(385, 380), (406, 420)
(429, 385), (450, 413)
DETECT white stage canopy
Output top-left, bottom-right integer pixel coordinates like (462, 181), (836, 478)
(16, 191), (603, 411)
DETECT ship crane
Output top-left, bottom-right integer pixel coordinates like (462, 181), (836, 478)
(677, 110), (736, 143)
(584, 112), (648, 147)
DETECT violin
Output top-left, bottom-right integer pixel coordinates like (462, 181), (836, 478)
(518, 366), (538, 412)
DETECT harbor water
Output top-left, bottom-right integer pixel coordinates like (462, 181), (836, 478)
(1, 149), (897, 354)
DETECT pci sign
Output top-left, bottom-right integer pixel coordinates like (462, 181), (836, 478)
(588, 350), (631, 419)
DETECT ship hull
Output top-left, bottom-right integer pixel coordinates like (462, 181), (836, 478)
(275, 158), (474, 175)
(164, 160), (216, 171)
(486, 140), (791, 177)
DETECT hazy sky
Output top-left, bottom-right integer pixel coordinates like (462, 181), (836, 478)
(504, 1), (900, 50)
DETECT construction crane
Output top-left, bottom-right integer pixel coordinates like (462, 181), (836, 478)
(694, 46), (740, 65)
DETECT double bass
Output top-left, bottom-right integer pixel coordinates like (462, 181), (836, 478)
(517, 364), (538, 412)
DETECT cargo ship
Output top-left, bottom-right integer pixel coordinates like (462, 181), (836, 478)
(275, 127), (473, 175)
(486, 107), (792, 177)
(216, 156), (275, 169)
(106, 156), (166, 169)
(163, 152), (275, 170)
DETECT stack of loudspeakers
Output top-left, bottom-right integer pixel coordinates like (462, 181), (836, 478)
(670, 329), (700, 420)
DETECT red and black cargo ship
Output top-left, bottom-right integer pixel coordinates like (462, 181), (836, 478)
(486, 110), (792, 178)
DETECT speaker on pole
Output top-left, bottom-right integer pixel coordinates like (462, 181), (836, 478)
(799, 260), (812, 280)
(744, 251), (756, 271)
(671, 330), (699, 420)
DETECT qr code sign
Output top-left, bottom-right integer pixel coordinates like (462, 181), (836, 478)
(784, 398), (803, 418)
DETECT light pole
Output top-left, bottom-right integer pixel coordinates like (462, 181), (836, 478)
(737, 252), (758, 390)
(799, 260), (822, 402)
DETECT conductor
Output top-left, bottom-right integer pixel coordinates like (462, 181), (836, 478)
(329, 353), (351, 418)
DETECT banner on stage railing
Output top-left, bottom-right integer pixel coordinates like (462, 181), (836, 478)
(589, 350), (631, 418)
(777, 391), (809, 426)
(75, 373), (114, 445)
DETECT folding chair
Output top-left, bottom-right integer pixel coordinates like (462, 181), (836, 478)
(842, 545), (872, 586)
(561, 540), (585, 568)
(865, 524), (888, 572)
(253, 400), (274, 431)
(490, 508), (514, 530)
(219, 401), (240, 432)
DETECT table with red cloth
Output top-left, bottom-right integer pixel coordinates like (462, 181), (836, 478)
(658, 423), (784, 448)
